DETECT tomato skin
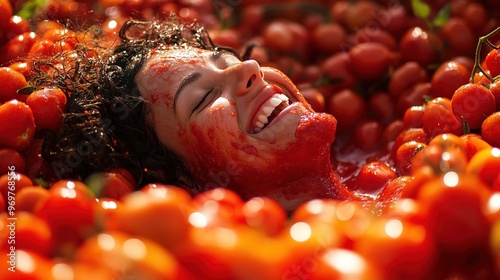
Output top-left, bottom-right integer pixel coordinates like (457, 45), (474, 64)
(348, 42), (394, 80)
(319, 52), (356, 96)
(422, 97), (463, 138)
(327, 89), (367, 134)
(388, 61), (428, 100)
(0, 0), (12, 38)
(430, 61), (470, 99)
(394, 141), (426, 176)
(0, 148), (25, 175)
(350, 161), (398, 196)
(451, 83), (496, 130)
(242, 196), (287, 237)
(0, 31), (38, 65)
(399, 27), (440, 66)
(485, 48), (500, 78)
(396, 82), (430, 117)
(116, 185), (193, 253)
(26, 88), (67, 132)
(15, 185), (50, 213)
(34, 180), (100, 257)
(353, 119), (383, 152)
(403, 105), (425, 129)
(85, 171), (135, 200)
(439, 17), (476, 58)
(0, 100), (36, 151)
(417, 174), (493, 277)
(369, 92), (394, 124)
(466, 147), (500, 188)
(0, 172), (33, 206)
(481, 112), (500, 147)
(0, 67), (28, 103)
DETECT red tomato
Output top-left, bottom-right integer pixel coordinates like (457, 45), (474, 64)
(399, 27), (440, 66)
(350, 161), (398, 195)
(402, 105), (425, 129)
(368, 91), (394, 124)
(0, 249), (53, 279)
(388, 61), (428, 100)
(466, 147), (500, 187)
(116, 184), (193, 252)
(348, 42), (394, 80)
(328, 89), (367, 134)
(0, 211), (53, 256)
(421, 97), (463, 138)
(26, 87), (67, 132)
(394, 141), (426, 176)
(481, 112), (500, 147)
(24, 138), (56, 184)
(15, 185), (50, 213)
(35, 180), (100, 257)
(85, 171), (135, 200)
(0, 31), (38, 65)
(76, 231), (191, 279)
(0, 0), (12, 37)
(0, 67), (28, 102)
(451, 83), (496, 129)
(0, 100), (35, 151)
(430, 61), (470, 99)
(485, 48), (500, 78)
(0, 171), (33, 205)
(242, 196), (287, 237)
(0, 148), (25, 175)
(353, 120), (384, 151)
(460, 133), (492, 161)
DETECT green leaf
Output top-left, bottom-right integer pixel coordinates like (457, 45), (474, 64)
(433, 4), (451, 27)
(411, 0), (431, 19)
(16, 0), (47, 20)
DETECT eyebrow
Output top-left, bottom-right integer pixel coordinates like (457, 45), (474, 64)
(173, 72), (201, 112)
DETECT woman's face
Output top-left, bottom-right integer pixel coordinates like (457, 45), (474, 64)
(135, 46), (337, 201)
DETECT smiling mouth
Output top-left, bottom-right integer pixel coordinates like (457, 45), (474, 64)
(251, 93), (290, 134)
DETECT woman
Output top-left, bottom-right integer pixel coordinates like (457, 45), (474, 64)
(37, 16), (355, 210)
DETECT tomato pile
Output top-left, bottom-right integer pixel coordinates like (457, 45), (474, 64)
(2, 0), (500, 279)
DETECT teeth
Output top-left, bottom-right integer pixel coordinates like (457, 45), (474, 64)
(262, 106), (274, 115)
(255, 121), (265, 128)
(258, 115), (268, 124)
(277, 94), (289, 102)
(270, 97), (282, 107)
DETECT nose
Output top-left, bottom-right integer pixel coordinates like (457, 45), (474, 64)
(227, 60), (264, 96)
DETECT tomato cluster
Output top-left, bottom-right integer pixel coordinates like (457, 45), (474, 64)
(2, 0), (500, 279)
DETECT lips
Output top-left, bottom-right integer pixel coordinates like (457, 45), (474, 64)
(248, 84), (292, 134)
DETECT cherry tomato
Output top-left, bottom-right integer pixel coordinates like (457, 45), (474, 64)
(353, 120), (384, 151)
(0, 0), (12, 38)
(399, 27), (440, 66)
(430, 61), (470, 99)
(484, 46), (500, 78)
(369, 91), (394, 124)
(350, 161), (398, 196)
(328, 89), (367, 134)
(451, 83), (496, 130)
(76, 231), (191, 279)
(0, 211), (53, 256)
(466, 147), (500, 187)
(0, 67), (28, 102)
(481, 112), (500, 147)
(242, 196), (287, 237)
(394, 141), (426, 176)
(421, 97), (463, 138)
(0, 148), (25, 175)
(35, 180), (100, 257)
(0, 172), (33, 205)
(0, 99), (35, 151)
(15, 185), (50, 213)
(403, 105), (425, 129)
(116, 184), (193, 252)
(348, 42), (394, 80)
(85, 170), (135, 200)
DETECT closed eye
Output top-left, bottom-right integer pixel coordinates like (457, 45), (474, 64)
(191, 88), (215, 115)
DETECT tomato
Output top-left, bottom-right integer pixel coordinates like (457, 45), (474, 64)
(481, 112), (500, 147)
(0, 99), (35, 151)
(399, 26), (440, 66)
(376, 175), (414, 203)
(350, 161), (398, 195)
(382, 119), (404, 145)
(417, 173), (493, 277)
(4, 15), (30, 41)
(396, 82), (430, 117)
(0, 211), (53, 256)
(353, 27), (398, 51)
(343, 0), (381, 31)
(421, 97), (463, 138)
(299, 85), (326, 112)
(319, 52), (356, 95)
(0, 32), (38, 65)
(439, 17), (476, 57)
(460, 133), (492, 161)
(24, 138), (56, 185)
(242, 196), (287, 237)
(451, 83), (496, 130)
(116, 184), (192, 252)
(484, 46), (500, 78)
(488, 79), (500, 110)
(402, 105), (424, 129)
(26, 87), (67, 132)
(353, 120), (384, 151)
(76, 231), (191, 279)
(410, 141), (468, 175)
(0, 172), (33, 205)
(85, 170), (135, 200)
(35, 180), (100, 257)
(0, 67), (28, 103)
(327, 89), (367, 134)
(311, 22), (346, 53)
(369, 91), (394, 124)
(353, 215), (436, 280)
(466, 147), (500, 188)
(0, 148), (25, 175)
(0, 0), (12, 38)
(0, 249), (53, 279)
(15, 185), (50, 213)
(394, 141), (426, 176)
(348, 42), (394, 80)
(430, 61), (470, 99)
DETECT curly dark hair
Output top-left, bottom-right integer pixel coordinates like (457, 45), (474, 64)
(32, 15), (222, 189)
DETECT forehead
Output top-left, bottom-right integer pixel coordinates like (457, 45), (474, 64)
(146, 47), (212, 71)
